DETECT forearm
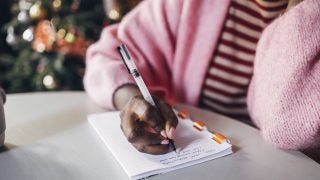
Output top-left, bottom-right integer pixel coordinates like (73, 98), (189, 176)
(113, 84), (141, 110)
(247, 0), (320, 149)
(85, 0), (180, 110)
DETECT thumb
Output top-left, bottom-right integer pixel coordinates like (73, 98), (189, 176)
(154, 98), (178, 139)
(165, 121), (176, 140)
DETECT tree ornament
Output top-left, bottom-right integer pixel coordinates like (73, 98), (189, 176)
(29, 1), (47, 19)
(64, 32), (76, 43)
(22, 27), (34, 42)
(50, 17), (60, 26)
(56, 36), (89, 57)
(19, 0), (32, 10)
(56, 28), (66, 39)
(32, 20), (56, 52)
(17, 0), (32, 22)
(70, 0), (81, 12)
(52, 0), (62, 9)
(6, 27), (17, 45)
(43, 75), (56, 89)
(17, 10), (30, 23)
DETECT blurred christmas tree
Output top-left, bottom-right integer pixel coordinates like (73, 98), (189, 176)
(0, 0), (143, 93)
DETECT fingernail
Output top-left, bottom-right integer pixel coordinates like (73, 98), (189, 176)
(160, 130), (167, 138)
(168, 127), (175, 139)
(161, 139), (169, 145)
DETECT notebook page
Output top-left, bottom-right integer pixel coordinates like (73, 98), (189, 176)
(88, 112), (232, 179)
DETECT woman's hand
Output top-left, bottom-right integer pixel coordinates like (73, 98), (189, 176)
(119, 95), (178, 155)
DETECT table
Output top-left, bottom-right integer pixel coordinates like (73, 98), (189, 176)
(0, 92), (319, 180)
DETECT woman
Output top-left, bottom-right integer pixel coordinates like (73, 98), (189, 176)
(84, 0), (320, 161)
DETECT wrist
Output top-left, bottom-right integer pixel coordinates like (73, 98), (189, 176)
(113, 84), (141, 110)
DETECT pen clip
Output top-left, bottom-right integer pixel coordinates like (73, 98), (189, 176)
(117, 44), (131, 73)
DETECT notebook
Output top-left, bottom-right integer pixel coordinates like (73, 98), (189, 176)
(88, 111), (232, 180)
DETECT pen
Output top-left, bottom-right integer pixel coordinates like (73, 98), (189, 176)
(117, 44), (177, 153)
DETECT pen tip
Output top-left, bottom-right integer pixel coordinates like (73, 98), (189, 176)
(168, 139), (177, 152)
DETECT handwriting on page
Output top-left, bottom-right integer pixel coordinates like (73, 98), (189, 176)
(159, 147), (204, 165)
(146, 140), (217, 167)
(142, 119), (221, 167)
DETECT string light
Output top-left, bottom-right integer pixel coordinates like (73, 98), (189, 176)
(109, 9), (120, 20)
(53, 0), (62, 9)
(43, 75), (56, 89)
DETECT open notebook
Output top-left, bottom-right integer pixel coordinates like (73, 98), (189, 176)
(88, 112), (232, 180)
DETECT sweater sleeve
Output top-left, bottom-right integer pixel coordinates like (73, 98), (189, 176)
(84, 0), (183, 109)
(247, 0), (320, 150)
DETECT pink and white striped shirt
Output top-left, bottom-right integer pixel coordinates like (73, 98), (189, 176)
(199, 0), (288, 124)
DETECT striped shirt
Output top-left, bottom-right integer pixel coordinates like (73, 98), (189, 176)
(199, 0), (288, 124)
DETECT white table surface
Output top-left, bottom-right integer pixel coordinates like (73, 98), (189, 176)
(0, 92), (319, 180)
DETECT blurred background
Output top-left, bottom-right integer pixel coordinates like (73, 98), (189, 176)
(0, 0), (142, 93)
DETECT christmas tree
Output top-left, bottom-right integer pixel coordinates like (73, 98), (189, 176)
(0, 0), (142, 93)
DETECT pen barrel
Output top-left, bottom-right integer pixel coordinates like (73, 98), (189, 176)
(134, 76), (156, 106)
(117, 44), (156, 107)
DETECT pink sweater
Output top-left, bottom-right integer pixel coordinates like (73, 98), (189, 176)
(84, 0), (320, 156)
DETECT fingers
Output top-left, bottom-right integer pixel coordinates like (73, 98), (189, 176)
(120, 106), (140, 141)
(155, 99), (178, 139)
(132, 143), (170, 155)
(120, 95), (178, 154)
(131, 95), (164, 131)
(142, 105), (164, 132)
(120, 116), (169, 154)
(127, 124), (165, 145)
(165, 125), (175, 140)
